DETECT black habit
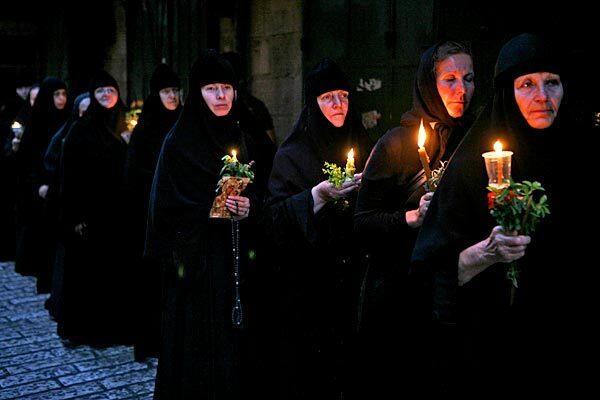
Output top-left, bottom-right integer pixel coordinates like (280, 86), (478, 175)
(412, 33), (575, 396)
(14, 77), (68, 293)
(146, 50), (265, 400)
(58, 71), (132, 345)
(124, 63), (181, 361)
(351, 42), (473, 397)
(264, 59), (371, 399)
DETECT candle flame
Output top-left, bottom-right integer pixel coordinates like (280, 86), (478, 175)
(347, 148), (354, 159)
(494, 140), (503, 154)
(231, 149), (237, 158)
(418, 119), (426, 148)
(11, 121), (21, 129)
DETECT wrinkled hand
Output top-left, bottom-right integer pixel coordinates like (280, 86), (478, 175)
(406, 191), (433, 228)
(11, 137), (20, 152)
(315, 179), (359, 203)
(485, 226), (531, 264)
(74, 222), (87, 236)
(38, 185), (49, 199)
(226, 195), (250, 221)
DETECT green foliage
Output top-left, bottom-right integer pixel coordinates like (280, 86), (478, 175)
(323, 162), (352, 189)
(488, 180), (550, 235)
(220, 155), (255, 180)
(487, 180), (551, 289)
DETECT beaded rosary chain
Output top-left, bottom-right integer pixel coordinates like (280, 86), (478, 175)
(231, 219), (243, 328)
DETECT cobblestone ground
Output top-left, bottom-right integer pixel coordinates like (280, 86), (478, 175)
(0, 262), (157, 399)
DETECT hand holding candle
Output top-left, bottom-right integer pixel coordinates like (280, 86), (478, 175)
(11, 121), (23, 139)
(417, 119), (434, 189)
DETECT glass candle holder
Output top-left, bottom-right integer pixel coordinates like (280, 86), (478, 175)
(482, 150), (513, 189)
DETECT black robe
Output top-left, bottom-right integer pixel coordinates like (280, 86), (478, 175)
(0, 93), (26, 261)
(44, 93), (90, 321)
(13, 78), (68, 292)
(411, 33), (576, 396)
(123, 92), (181, 361)
(351, 43), (472, 397)
(147, 53), (266, 400)
(58, 92), (132, 346)
(264, 96), (370, 399)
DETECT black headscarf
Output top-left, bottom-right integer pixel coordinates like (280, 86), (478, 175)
(412, 33), (567, 320)
(44, 92), (90, 179)
(128, 64), (182, 172)
(22, 77), (69, 186)
(269, 59), (368, 202)
(85, 71), (127, 141)
(400, 42), (473, 169)
(146, 50), (249, 257)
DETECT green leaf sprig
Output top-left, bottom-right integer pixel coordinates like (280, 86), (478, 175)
(220, 155), (255, 180)
(323, 162), (353, 189)
(487, 180), (550, 289)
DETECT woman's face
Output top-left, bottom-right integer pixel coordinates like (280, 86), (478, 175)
(78, 97), (91, 117)
(53, 89), (67, 110)
(316, 90), (349, 127)
(201, 83), (234, 116)
(513, 72), (563, 129)
(159, 87), (181, 111)
(29, 87), (40, 106)
(94, 86), (119, 109)
(435, 53), (475, 118)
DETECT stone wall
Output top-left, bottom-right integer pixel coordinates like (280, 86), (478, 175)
(249, 0), (303, 144)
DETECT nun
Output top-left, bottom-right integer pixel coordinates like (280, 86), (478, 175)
(123, 63), (181, 361)
(264, 58), (371, 399)
(146, 50), (266, 399)
(59, 71), (131, 345)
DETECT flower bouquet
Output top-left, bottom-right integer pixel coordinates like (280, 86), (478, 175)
(487, 180), (550, 290)
(209, 152), (254, 219)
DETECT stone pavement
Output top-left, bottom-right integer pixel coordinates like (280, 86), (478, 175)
(0, 262), (157, 399)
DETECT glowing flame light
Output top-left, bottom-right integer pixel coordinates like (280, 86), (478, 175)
(418, 119), (426, 148)
(494, 140), (503, 154)
(347, 148), (354, 160)
(11, 121), (22, 129)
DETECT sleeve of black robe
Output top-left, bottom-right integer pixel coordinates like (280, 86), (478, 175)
(354, 129), (419, 237)
(264, 150), (325, 250)
(60, 121), (91, 231)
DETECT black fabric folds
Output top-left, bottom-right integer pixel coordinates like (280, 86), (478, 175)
(412, 33), (575, 396)
(148, 50), (266, 400)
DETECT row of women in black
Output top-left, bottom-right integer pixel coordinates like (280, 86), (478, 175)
(4, 32), (579, 398)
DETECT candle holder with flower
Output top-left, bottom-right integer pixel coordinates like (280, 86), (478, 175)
(322, 149), (357, 210)
(209, 150), (255, 219)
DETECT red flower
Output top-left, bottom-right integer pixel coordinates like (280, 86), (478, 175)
(487, 192), (496, 210)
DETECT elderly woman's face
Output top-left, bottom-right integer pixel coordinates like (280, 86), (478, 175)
(53, 89), (67, 110)
(159, 87), (180, 111)
(201, 83), (234, 116)
(317, 90), (349, 127)
(94, 86), (119, 109)
(513, 72), (563, 129)
(435, 53), (475, 118)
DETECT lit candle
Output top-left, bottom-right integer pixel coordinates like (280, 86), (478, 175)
(345, 148), (355, 178)
(417, 119), (433, 184)
(231, 149), (238, 163)
(11, 121), (22, 129)
(482, 139), (513, 189)
(494, 140), (504, 184)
